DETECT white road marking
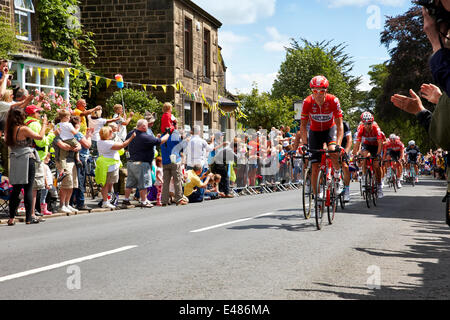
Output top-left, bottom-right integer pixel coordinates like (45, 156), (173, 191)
(190, 212), (274, 233)
(0, 245), (138, 283)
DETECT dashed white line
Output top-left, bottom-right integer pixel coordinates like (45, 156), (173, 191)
(190, 212), (274, 233)
(0, 245), (138, 283)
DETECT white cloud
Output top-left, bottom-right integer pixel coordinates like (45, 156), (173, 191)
(191, 0), (276, 25)
(218, 31), (249, 61)
(324, 0), (406, 7)
(357, 75), (374, 92)
(263, 27), (290, 52)
(226, 70), (278, 95)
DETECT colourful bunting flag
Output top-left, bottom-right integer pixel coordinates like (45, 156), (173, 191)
(95, 76), (100, 85)
(106, 78), (112, 88)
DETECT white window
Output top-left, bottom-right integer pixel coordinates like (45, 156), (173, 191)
(14, 0), (35, 41)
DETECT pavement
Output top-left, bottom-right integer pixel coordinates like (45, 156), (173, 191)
(0, 175), (449, 300)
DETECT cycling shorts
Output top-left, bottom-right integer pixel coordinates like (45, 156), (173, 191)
(361, 144), (378, 158)
(308, 125), (337, 163)
(387, 149), (401, 161)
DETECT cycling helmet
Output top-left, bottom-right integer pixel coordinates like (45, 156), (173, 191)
(408, 140), (415, 146)
(389, 134), (396, 141)
(361, 111), (374, 123)
(310, 76), (329, 89)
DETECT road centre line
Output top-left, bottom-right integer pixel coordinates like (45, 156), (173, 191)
(0, 245), (138, 283)
(190, 212), (275, 233)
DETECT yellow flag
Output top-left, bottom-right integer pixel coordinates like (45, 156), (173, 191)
(162, 85), (167, 93)
(74, 69), (80, 78)
(86, 72), (91, 81)
(106, 78), (112, 88)
(199, 86), (203, 92)
(152, 85), (157, 89)
(60, 68), (65, 76)
(53, 68), (58, 77)
(172, 84), (177, 90)
(37, 67), (41, 76)
(44, 69), (49, 78)
(143, 84), (147, 91)
(95, 76), (100, 85)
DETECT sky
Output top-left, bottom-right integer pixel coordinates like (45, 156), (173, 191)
(192, 0), (414, 95)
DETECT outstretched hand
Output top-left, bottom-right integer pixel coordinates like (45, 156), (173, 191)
(420, 83), (442, 104)
(391, 89), (425, 115)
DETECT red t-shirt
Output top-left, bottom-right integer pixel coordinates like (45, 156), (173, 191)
(384, 140), (404, 152)
(356, 122), (383, 146)
(301, 94), (343, 131)
(160, 112), (175, 134)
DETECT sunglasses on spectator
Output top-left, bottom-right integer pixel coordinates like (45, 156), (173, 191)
(312, 89), (327, 94)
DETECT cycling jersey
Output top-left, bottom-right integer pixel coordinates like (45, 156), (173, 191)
(406, 146), (420, 162)
(356, 122), (383, 146)
(301, 94), (343, 132)
(384, 140), (405, 152)
(341, 121), (352, 149)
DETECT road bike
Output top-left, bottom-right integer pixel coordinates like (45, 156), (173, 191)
(404, 162), (417, 187)
(296, 151), (312, 220)
(357, 156), (379, 209)
(306, 147), (340, 230)
(383, 159), (398, 193)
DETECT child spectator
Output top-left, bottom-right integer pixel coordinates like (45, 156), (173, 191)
(154, 156), (163, 206)
(205, 174), (225, 200)
(39, 152), (54, 215)
(88, 107), (119, 156)
(160, 102), (177, 134)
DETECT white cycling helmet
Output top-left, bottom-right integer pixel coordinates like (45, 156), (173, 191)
(389, 134), (396, 141)
(408, 140), (415, 146)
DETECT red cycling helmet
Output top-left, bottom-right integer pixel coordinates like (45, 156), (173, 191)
(310, 76), (329, 89)
(361, 111), (374, 123)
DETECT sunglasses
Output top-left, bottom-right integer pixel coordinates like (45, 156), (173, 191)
(312, 89), (327, 94)
(364, 122), (373, 126)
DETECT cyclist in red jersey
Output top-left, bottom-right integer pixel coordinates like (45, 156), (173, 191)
(294, 75), (344, 199)
(352, 112), (384, 198)
(383, 134), (405, 188)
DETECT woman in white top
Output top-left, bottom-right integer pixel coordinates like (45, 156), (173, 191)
(88, 107), (119, 156)
(97, 126), (135, 208)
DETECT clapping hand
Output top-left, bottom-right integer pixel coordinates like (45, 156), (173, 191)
(420, 83), (442, 104)
(391, 89), (425, 115)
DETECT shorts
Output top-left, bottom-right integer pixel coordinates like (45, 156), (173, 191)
(308, 125), (337, 163)
(126, 161), (152, 189)
(56, 161), (78, 189)
(106, 169), (119, 184)
(361, 144), (378, 157)
(33, 161), (46, 190)
(387, 149), (400, 161)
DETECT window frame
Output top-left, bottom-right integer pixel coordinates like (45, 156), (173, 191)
(14, 0), (35, 41)
(203, 28), (211, 80)
(184, 18), (193, 73)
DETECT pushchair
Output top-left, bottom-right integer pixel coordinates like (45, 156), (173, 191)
(0, 173), (12, 218)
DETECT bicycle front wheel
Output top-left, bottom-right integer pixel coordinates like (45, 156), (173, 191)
(365, 171), (372, 209)
(372, 172), (377, 207)
(327, 177), (337, 225)
(315, 170), (325, 230)
(302, 167), (312, 219)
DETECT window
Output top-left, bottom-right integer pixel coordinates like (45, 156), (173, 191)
(203, 29), (210, 79)
(203, 107), (210, 139)
(184, 18), (193, 72)
(14, 0), (35, 41)
(184, 101), (192, 132)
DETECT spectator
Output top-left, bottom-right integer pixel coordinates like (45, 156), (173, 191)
(70, 117), (94, 211)
(73, 99), (101, 135)
(205, 174), (225, 200)
(113, 104), (134, 142)
(5, 107), (48, 225)
(184, 164), (214, 203)
(39, 152), (54, 216)
(96, 126), (135, 209)
(55, 109), (80, 181)
(122, 119), (169, 208)
(211, 141), (237, 198)
(24, 104), (56, 218)
(160, 129), (188, 206)
(184, 125), (209, 171)
(154, 156), (163, 206)
(160, 102), (176, 134)
(88, 107), (119, 156)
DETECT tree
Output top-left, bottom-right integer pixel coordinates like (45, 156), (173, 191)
(0, 16), (22, 59)
(238, 85), (296, 131)
(271, 39), (361, 117)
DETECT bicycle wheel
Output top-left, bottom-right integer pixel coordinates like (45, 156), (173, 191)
(372, 172), (377, 207)
(315, 170), (325, 230)
(340, 190), (345, 210)
(391, 173), (397, 193)
(327, 176), (337, 225)
(365, 171), (372, 208)
(302, 167), (312, 219)
(360, 175), (365, 199)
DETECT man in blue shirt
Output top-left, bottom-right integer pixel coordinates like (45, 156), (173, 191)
(160, 129), (188, 206)
(122, 119), (169, 207)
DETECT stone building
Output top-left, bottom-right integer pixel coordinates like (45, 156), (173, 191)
(79, 0), (236, 135)
(0, 0), (72, 99)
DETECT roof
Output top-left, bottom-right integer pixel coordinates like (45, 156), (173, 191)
(177, 0), (222, 29)
(12, 53), (72, 67)
(219, 96), (238, 107)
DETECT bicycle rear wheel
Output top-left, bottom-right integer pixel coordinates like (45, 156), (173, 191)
(365, 171), (372, 208)
(315, 170), (325, 230)
(372, 172), (377, 207)
(392, 173), (397, 193)
(302, 168), (312, 219)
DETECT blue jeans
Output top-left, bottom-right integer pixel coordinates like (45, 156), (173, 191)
(70, 156), (87, 207)
(188, 188), (205, 203)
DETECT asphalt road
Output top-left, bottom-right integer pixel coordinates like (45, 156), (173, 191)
(0, 176), (448, 300)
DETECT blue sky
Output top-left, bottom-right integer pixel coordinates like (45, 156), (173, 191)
(192, 0), (413, 94)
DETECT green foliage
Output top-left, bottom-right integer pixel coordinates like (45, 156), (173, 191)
(0, 16), (22, 59)
(37, 0), (97, 104)
(238, 85), (296, 130)
(105, 88), (166, 132)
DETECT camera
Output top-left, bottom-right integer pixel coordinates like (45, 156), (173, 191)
(415, 0), (450, 24)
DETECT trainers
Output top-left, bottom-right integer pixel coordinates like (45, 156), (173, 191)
(378, 189), (384, 198)
(344, 188), (350, 202)
(102, 202), (116, 209)
(140, 200), (153, 208)
(317, 191), (324, 200)
(415, 177), (419, 183)
(397, 180), (402, 188)
(122, 199), (131, 206)
(67, 205), (79, 213)
(60, 206), (72, 214)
